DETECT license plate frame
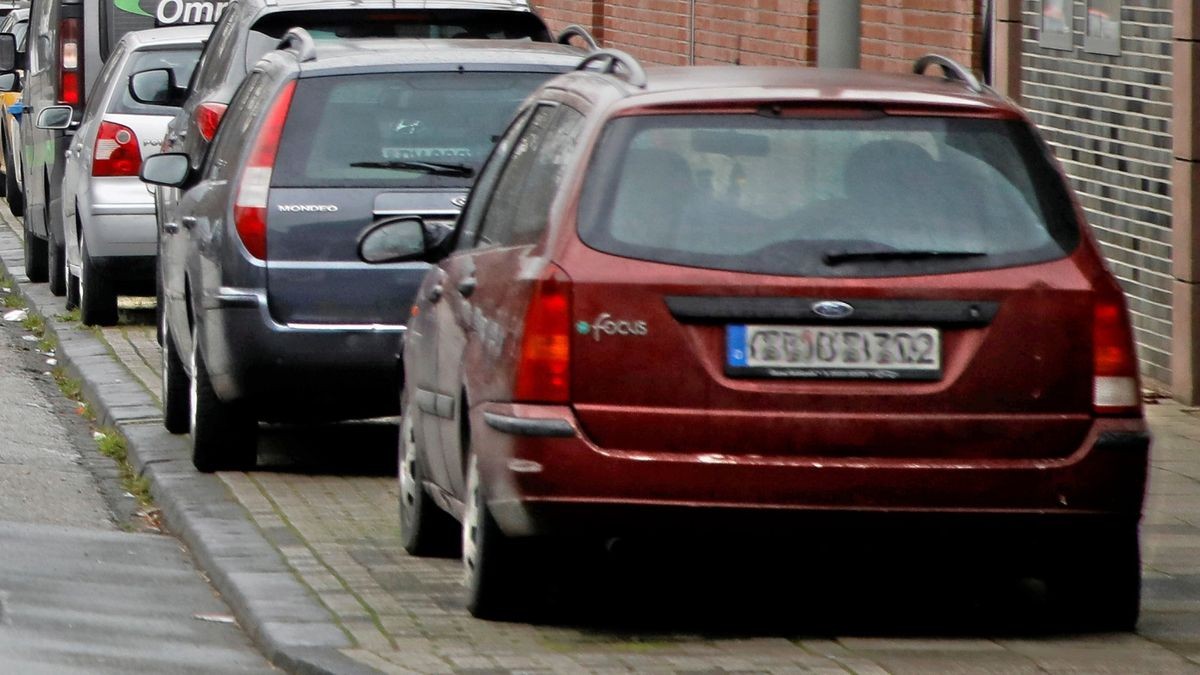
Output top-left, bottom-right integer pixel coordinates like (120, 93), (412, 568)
(725, 324), (942, 380)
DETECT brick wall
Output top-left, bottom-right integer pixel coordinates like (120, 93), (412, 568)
(862, 0), (982, 73)
(1020, 1), (1175, 386)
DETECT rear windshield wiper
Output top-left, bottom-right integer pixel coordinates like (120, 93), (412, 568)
(822, 249), (988, 266)
(349, 160), (475, 178)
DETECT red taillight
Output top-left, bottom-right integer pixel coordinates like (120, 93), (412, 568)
(1093, 295), (1140, 414)
(233, 81), (294, 260)
(58, 18), (82, 107)
(513, 264), (572, 403)
(92, 121), (141, 176)
(196, 102), (229, 142)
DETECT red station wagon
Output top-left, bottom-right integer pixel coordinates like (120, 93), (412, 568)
(360, 52), (1151, 625)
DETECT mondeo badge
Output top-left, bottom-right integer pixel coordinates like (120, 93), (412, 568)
(812, 300), (854, 319)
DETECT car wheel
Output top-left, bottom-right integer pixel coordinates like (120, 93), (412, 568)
(399, 393), (459, 557)
(189, 322), (256, 472)
(47, 226), (66, 296)
(463, 449), (529, 620)
(22, 224), (47, 282)
(1047, 522), (1141, 631)
(78, 236), (117, 326)
(3, 142), (20, 216)
(160, 309), (189, 434)
(64, 240), (79, 311)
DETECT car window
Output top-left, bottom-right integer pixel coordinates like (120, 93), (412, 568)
(455, 105), (535, 250)
(272, 71), (561, 189)
(576, 114), (1082, 278)
(191, 5), (239, 94)
(496, 105), (585, 247)
(474, 104), (557, 248)
(249, 9), (551, 42)
(80, 42), (126, 122)
(110, 47), (202, 115)
(204, 70), (271, 179)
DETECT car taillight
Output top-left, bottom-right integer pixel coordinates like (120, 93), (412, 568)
(58, 18), (82, 106)
(196, 102), (229, 142)
(232, 81), (294, 260)
(514, 264), (572, 403)
(92, 121), (141, 176)
(1093, 295), (1140, 414)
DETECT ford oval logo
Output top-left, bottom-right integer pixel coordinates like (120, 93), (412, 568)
(812, 300), (854, 319)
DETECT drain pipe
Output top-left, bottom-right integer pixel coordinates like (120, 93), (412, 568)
(817, 0), (861, 68)
(689, 0), (696, 64)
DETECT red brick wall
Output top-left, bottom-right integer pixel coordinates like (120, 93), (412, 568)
(532, 1), (980, 71)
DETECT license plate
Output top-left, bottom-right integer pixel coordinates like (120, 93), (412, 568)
(726, 325), (941, 380)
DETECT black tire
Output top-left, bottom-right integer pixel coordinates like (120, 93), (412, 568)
(23, 224), (47, 282)
(6, 142), (24, 217)
(47, 227), (66, 296)
(189, 323), (257, 472)
(160, 309), (189, 434)
(1047, 522), (1141, 632)
(463, 450), (530, 620)
(64, 235), (79, 311)
(78, 236), (118, 326)
(399, 393), (459, 557)
(155, 237), (164, 345)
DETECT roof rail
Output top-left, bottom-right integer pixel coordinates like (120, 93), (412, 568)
(556, 24), (598, 51)
(575, 49), (646, 88)
(912, 54), (983, 94)
(277, 27), (317, 63)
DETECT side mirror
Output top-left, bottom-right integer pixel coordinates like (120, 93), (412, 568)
(129, 68), (181, 106)
(0, 33), (14, 72)
(358, 217), (431, 264)
(140, 153), (191, 188)
(36, 105), (73, 130)
(0, 71), (19, 93)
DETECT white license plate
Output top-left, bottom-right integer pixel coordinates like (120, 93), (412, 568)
(726, 325), (942, 380)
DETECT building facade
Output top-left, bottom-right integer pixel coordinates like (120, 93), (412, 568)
(533, 1), (1198, 403)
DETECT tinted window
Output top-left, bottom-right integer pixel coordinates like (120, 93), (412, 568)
(250, 9), (551, 41)
(191, 5), (239, 93)
(80, 42), (125, 123)
(205, 70), (271, 179)
(109, 47), (201, 114)
(577, 115), (1081, 277)
(272, 71), (560, 189)
(101, 0), (156, 60)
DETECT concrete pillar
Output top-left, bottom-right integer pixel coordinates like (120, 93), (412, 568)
(992, 0), (1023, 102)
(817, 0), (860, 69)
(1173, 0), (1200, 403)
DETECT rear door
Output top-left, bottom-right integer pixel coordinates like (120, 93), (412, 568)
(563, 111), (1096, 463)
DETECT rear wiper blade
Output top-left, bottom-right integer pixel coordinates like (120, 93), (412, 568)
(822, 249), (988, 266)
(349, 160), (475, 178)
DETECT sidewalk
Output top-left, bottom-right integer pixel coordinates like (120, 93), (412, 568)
(2, 211), (1200, 673)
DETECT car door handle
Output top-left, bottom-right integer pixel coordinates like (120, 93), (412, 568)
(457, 276), (477, 298)
(181, 216), (197, 230)
(427, 284), (443, 303)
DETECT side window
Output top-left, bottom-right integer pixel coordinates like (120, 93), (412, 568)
(81, 44), (125, 121)
(204, 72), (270, 179)
(32, 0), (51, 73)
(455, 105), (535, 249)
(508, 107), (585, 246)
(191, 7), (239, 94)
(474, 104), (561, 247)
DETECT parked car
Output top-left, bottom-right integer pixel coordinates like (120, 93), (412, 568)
(39, 25), (208, 324)
(358, 51), (1152, 625)
(139, 32), (585, 472)
(0, 6), (27, 215)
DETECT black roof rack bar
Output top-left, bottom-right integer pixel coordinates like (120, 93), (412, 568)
(912, 54), (982, 94)
(575, 48), (646, 88)
(277, 27), (317, 63)
(557, 25), (599, 51)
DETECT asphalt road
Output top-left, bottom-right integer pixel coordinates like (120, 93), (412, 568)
(0, 306), (273, 674)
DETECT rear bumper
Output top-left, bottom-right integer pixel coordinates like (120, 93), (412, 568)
(473, 403), (1150, 538)
(199, 288), (404, 422)
(85, 211), (157, 258)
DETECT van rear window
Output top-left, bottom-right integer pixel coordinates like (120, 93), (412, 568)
(251, 9), (551, 41)
(576, 114), (1082, 278)
(272, 71), (560, 189)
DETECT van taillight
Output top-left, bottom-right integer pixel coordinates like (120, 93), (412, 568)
(92, 121), (141, 176)
(232, 80), (294, 260)
(58, 18), (82, 106)
(514, 264), (572, 403)
(1093, 296), (1140, 414)
(196, 102), (229, 142)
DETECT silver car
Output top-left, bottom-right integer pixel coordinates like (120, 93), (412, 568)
(59, 24), (209, 325)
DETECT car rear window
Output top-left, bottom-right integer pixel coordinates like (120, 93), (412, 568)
(109, 47), (202, 115)
(251, 9), (551, 41)
(576, 114), (1082, 277)
(273, 71), (561, 189)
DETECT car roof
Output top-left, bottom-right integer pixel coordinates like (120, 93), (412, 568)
(558, 65), (1017, 115)
(291, 38), (582, 74)
(253, 0), (533, 11)
(124, 24), (214, 49)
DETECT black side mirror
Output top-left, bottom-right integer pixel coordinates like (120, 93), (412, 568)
(358, 217), (432, 264)
(0, 33), (14, 72)
(0, 70), (19, 93)
(140, 153), (191, 187)
(129, 68), (182, 106)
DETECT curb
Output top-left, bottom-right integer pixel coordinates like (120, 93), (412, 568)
(0, 221), (380, 675)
